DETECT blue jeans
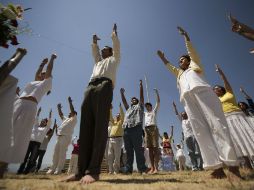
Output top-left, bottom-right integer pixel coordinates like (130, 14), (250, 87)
(185, 136), (203, 169)
(123, 125), (147, 172)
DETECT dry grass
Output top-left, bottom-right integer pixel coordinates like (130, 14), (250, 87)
(1, 169), (254, 190)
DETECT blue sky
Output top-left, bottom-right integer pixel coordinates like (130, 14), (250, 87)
(1, 0), (254, 169)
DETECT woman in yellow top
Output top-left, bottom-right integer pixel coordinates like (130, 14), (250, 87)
(214, 65), (254, 169)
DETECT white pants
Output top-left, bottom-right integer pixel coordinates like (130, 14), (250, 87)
(225, 112), (254, 158)
(51, 135), (71, 172)
(7, 98), (37, 163)
(0, 75), (18, 163)
(182, 87), (238, 169)
(67, 154), (78, 175)
(108, 137), (123, 173)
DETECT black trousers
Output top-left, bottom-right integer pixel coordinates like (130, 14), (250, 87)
(35, 149), (46, 171)
(77, 78), (113, 178)
(17, 141), (41, 174)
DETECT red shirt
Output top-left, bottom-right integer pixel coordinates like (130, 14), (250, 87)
(72, 144), (79, 155)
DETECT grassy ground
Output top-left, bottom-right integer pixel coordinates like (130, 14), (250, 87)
(0, 169), (254, 190)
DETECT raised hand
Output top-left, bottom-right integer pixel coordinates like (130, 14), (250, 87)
(93, 34), (101, 44)
(51, 54), (57, 59)
(38, 107), (42, 113)
(113, 23), (117, 35)
(57, 103), (62, 109)
(49, 109), (52, 117)
(240, 87), (244, 92)
(120, 88), (125, 94)
(157, 50), (165, 59)
(215, 64), (221, 72)
(68, 96), (72, 102)
(139, 80), (143, 86)
(42, 58), (48, 65)
(17, 48), (27, 55)
(177, 26), (186, 35)
(172, 101), (176, 108)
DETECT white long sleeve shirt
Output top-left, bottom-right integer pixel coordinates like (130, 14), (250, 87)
(164, 41), (210, 102)
(30, 117), (51, 143)
(90, 32), (120, 87)
(57, 115), (77, 136)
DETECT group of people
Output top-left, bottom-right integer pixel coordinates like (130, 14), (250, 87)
(1, 6), (254, 185)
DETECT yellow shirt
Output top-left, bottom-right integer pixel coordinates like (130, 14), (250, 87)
(109, 105), (124, 137)
(219, 91), (241, 113)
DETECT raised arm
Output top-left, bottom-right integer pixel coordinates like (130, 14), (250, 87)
(240, 87), (254, 109)
(119, 103), (125, 123)
(68, 96), (76, 115)
(0, 48), (27, 86)
(215, 64), (233, 93)
(229, 14), (254, 41)
(34, 107), (41, 126)
(172, 101), (182, 121)
(157, 50), (180, 76)
(139, 80), (144, 105)
(92, 34), (101, 63)
(45, 54), (57, 79)
(112, 23), (120, 62)
(49, 119), (57, 139)
(178, 26), (202, 72)
(153, 88), (160, 112)
(109, 104), (114, 123)
(120, 88), (129, 110)
(46, 109), (52, 129)
(57, 103), (64, 120)
(35, 58), (48, 81)
(240, 87), (251, 99)
(169, 125), (174, 140)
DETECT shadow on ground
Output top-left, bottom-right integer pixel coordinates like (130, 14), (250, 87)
(100, 178), (182, 184)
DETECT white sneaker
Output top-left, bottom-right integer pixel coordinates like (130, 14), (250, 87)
(46, 169), (54, 174)
(53, 170), (62, 175)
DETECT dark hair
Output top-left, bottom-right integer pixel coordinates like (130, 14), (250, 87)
(238, 101), (249, 109)
(238, 101), (249, 117)
(131, 97), (139, 103)
(180, 54), (191, 62)
(74, 111), (77, 115)
(145, 102), (152, 107)
(163, 132), (169, 138)
(104, 46), (113, 53)
(213, 85), (226, 95)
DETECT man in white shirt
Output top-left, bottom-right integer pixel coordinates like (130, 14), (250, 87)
(144, 89), (160, 174)
(157, 27), (241, 179)
(17, 108), (52, 174)
(0, 48), (27, 178)
(47, 97), (77, 175)
(64, 24), (120, 184)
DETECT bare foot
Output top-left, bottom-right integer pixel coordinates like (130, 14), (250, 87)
(210, 168), (227, 179)
(148, 168), (154, 174)
(152, 169), (158, 174)
(228, 166), (243, 181)
(59, 174), (80, 182)
(80, 175), (99, 184)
